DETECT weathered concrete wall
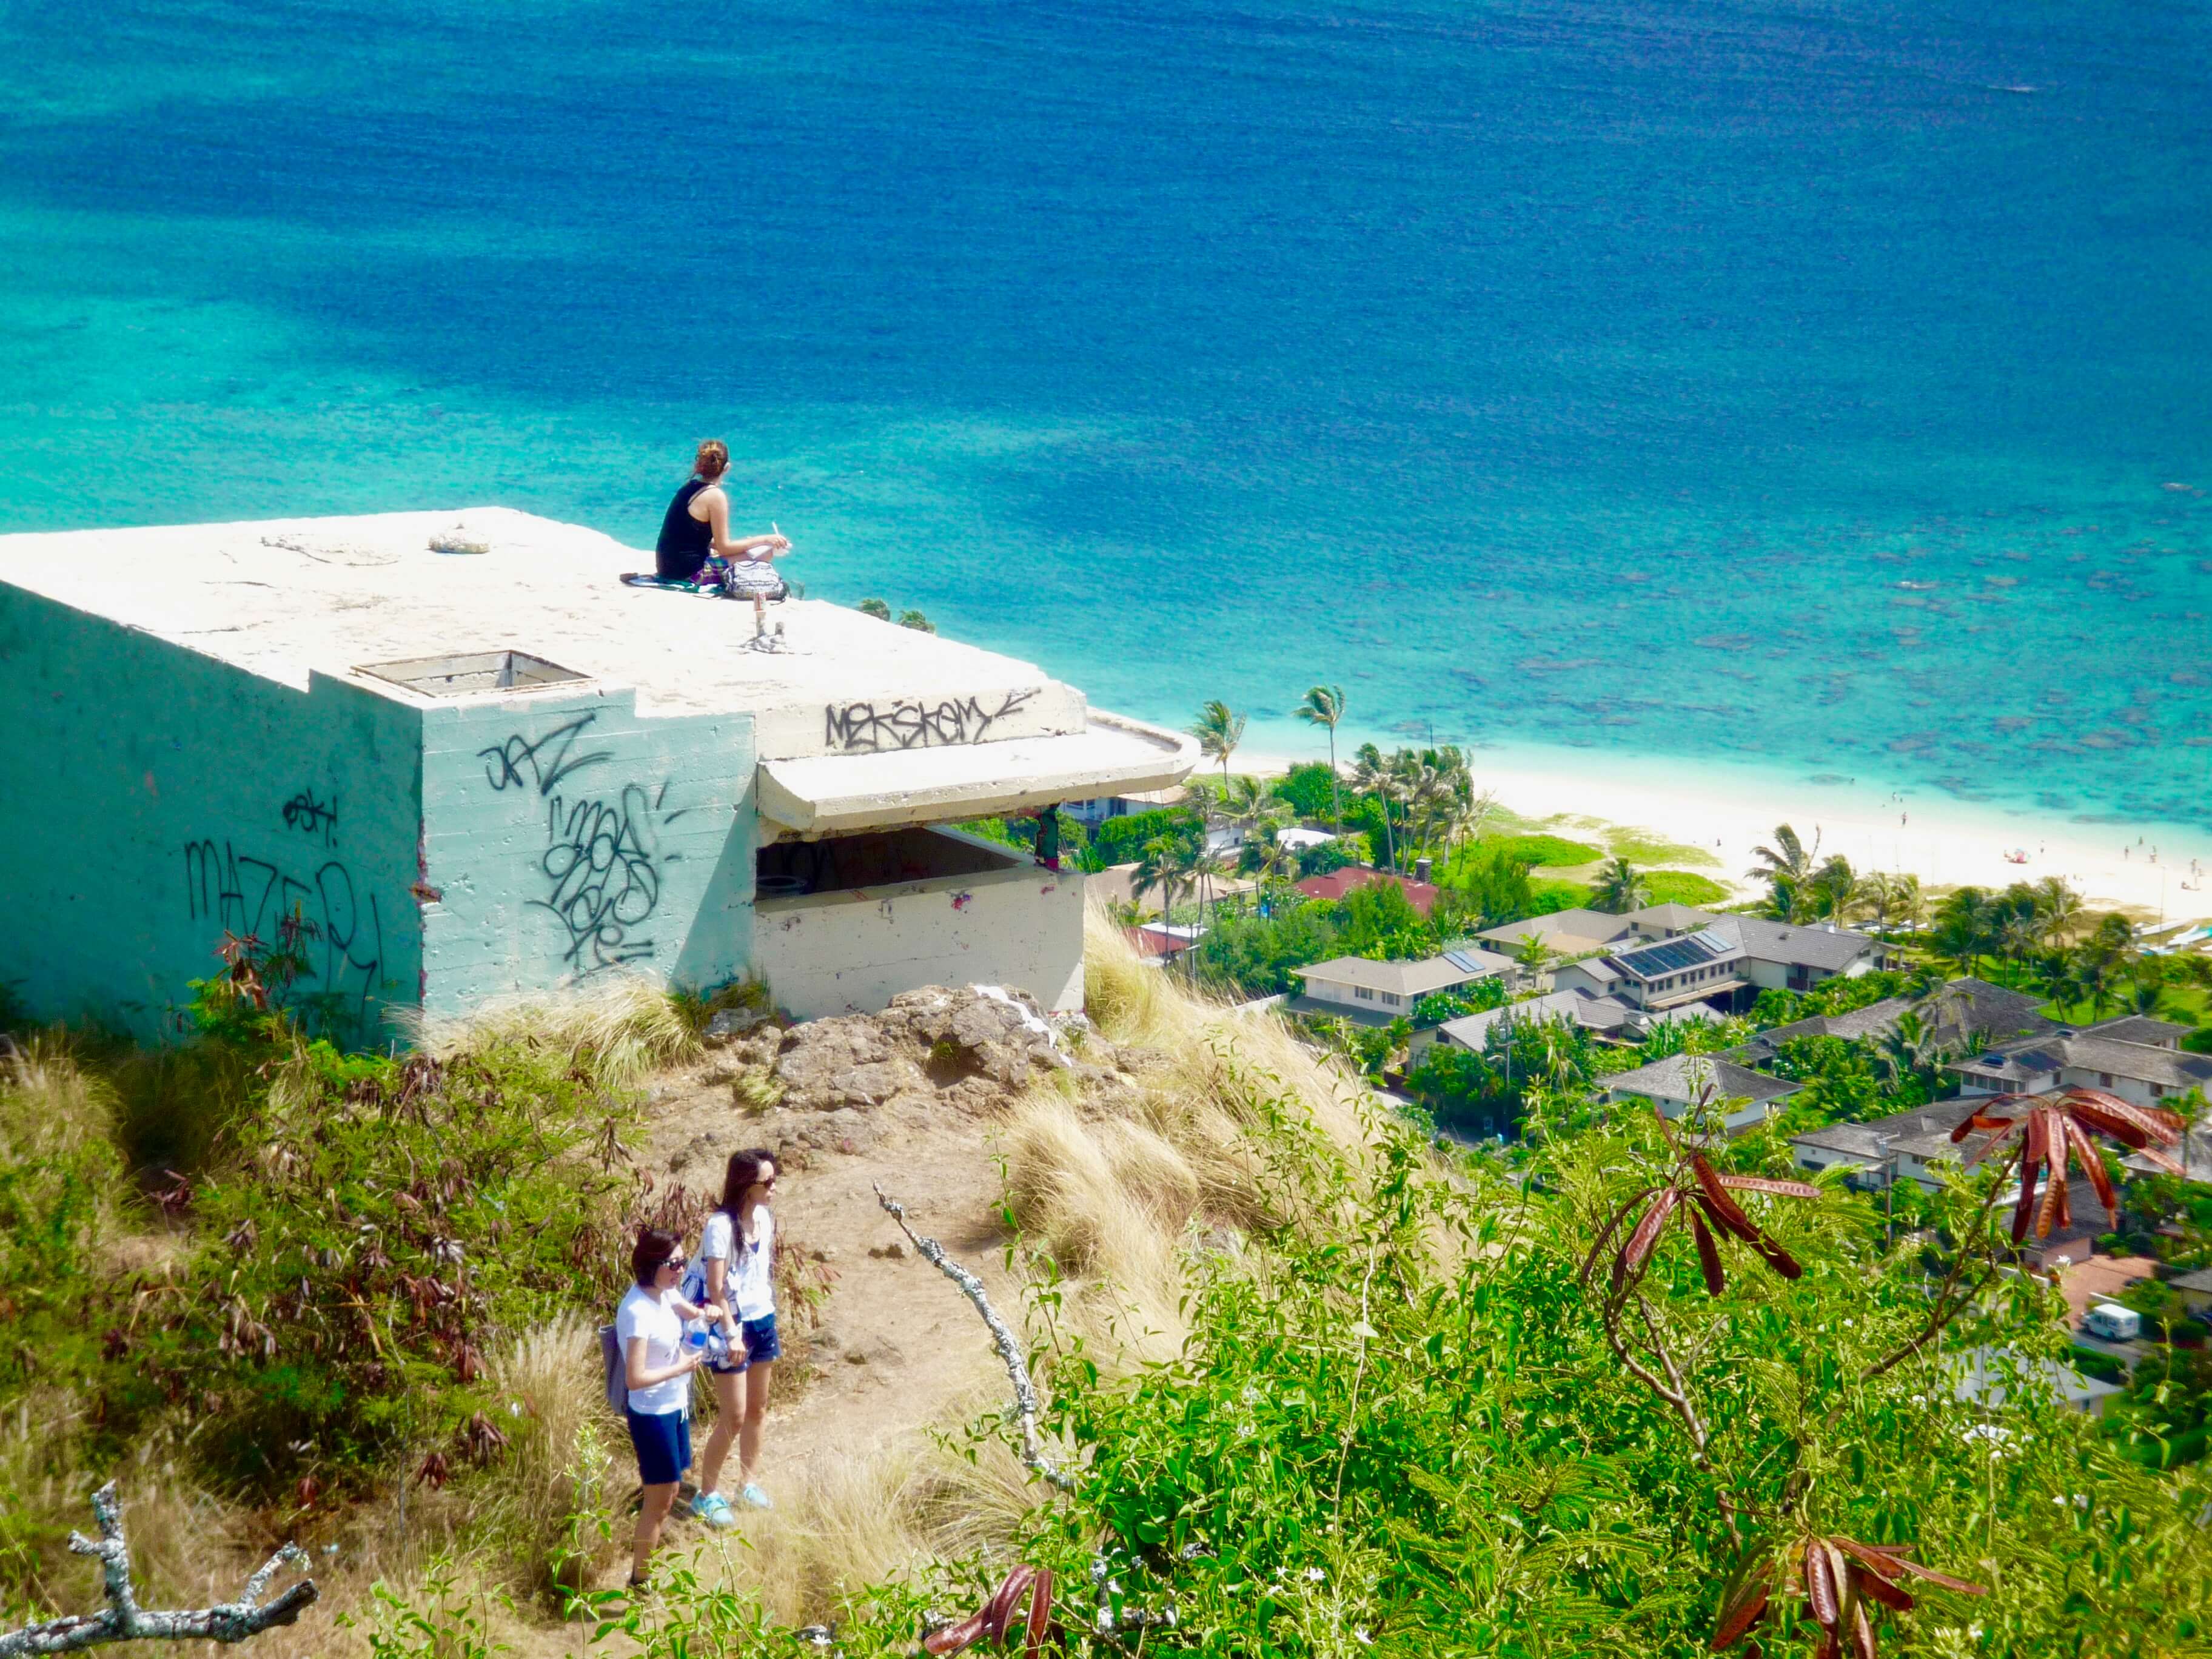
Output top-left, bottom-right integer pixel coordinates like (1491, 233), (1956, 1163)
(417, 689), (755, 1013)
(752, 833), (1084, 1017)
(0, 589), (423, 1039)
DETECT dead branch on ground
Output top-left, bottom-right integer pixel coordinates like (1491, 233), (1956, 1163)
(0, 1483), (315, 1657)
(873, 1183), (1076, 1492)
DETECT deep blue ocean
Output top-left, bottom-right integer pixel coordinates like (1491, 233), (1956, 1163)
(3, 1), (2208, 825)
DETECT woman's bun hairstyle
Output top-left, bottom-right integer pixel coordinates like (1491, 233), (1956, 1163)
(694, 440), (729, 481)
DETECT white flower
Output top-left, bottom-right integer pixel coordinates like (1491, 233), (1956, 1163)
(1242, 1386), (1261, 1405)
(1305, 1567), (1327, 1583)
(1355, 1629), (1372, 1646)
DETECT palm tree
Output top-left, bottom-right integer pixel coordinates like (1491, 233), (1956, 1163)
(1748, 824), (1818, 921)
(1591, 856), (1651, 914)
(2031, 876), (2083, 947)
(1806, 854), (1855, 922)
(1190, 699), (1246, 785)
(1512, 933), (1554, 984)
(1293, 686), (1347, 834)
(1132, 833), (1190, 929)
(1352, 743), (1400, 871)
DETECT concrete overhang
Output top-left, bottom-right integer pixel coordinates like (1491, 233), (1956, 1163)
(756, 712), (1197, 839)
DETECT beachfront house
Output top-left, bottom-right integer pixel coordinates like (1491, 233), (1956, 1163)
(0, 508), (1197, 1036)
(1290, 946), (1514, 1054)
(1949, 1018), (2212, 1110)
(1477, 905), (1889, 1007)
(1552, 926), (1749, 1013)
(1601, 1053), (1801, 1134)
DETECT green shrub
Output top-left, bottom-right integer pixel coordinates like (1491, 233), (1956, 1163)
(1270, 763), (1340, 821)
(2070, 1345), (2127, 1384)
(1090, 808), (1202, 866)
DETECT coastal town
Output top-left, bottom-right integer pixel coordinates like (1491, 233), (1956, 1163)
(990, 691), (2212, 1430)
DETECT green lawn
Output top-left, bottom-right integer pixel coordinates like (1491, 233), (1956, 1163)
(1482, 832), (1604, 868)
(1606, 829), (1724, 871)
(1643, 870), (1731, 908)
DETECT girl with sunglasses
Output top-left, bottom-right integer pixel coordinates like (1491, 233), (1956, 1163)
(615, 1225), (723, 1588)
(680, 1148), (782, 1524)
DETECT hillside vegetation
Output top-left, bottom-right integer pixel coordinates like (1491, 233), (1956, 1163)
(0, 920), (2207, 1657)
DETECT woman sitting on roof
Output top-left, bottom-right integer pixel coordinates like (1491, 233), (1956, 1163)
(655, 440), (791, 631)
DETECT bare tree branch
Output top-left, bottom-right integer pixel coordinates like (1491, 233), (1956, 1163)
(874, 1183), (1076, 1493)
(0, 1483), (316, 1657)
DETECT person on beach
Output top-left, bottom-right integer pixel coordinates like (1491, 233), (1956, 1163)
(682, 1149), (782, 1521)
(616, 1225), (723, 1589)
(655, 440), (791, 634)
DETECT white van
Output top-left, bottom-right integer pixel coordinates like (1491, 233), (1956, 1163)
(2083, 1302), (2142, 1342)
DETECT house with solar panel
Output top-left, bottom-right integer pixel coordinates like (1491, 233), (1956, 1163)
(1289, 945), (1517, 1056)
(1551, 912), (1891, 1017)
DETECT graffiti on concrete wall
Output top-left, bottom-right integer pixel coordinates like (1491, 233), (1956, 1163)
(477, 711), (672, 976)
(181, 839), (384, 1013)
(821, 688), (1038, 752)
(281, 788), (338, 846)
(477, 716), (614, 796)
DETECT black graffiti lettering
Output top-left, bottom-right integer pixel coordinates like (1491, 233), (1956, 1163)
(529, 785), (663, 974)
(477, 714), (614, 796)
(281, 788), (338, 845)
(821, 688), (1039, 752)
(180, 840), (384, 1016)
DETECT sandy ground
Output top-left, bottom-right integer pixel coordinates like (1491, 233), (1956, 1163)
(1238, 743), (2212, 923)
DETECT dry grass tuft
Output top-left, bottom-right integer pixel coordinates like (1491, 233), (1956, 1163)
(410, 977), (699, 1093)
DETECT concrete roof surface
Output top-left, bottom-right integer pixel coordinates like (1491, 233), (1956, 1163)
(0, 509), (1111, 759)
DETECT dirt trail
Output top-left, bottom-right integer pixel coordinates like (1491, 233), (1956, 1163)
(640, 1061), (1021, 1473)
(632, 984), (1104, 1487)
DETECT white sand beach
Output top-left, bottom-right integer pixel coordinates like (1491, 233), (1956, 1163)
(1238, 739), (2212, 925)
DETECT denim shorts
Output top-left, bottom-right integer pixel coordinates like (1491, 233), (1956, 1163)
(625, 1407), (691, 1487)
(708, 1313), (781, 1373)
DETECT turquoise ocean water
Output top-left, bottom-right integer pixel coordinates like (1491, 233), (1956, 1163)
(2, 1), (2208, 826)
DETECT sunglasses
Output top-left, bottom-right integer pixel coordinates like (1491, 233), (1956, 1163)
(655, 1256), (682, 1273)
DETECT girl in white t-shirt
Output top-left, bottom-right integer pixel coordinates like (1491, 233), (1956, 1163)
(680, 1148), (781, 1523)
(615, 1225), (722, 1589)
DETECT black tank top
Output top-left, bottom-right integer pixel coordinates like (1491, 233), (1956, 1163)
(655, 478), (714, 578)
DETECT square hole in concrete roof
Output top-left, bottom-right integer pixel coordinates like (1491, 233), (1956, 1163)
(357, 650), (590, 696)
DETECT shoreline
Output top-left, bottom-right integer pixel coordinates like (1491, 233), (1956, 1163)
(1227, 737), (2212, 923)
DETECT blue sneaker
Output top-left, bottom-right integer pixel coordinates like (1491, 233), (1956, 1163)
(738, 1483), (772, 1511)
(690, 1492), (736, 1530)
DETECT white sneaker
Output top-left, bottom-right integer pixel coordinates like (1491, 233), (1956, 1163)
(738, 1483), (771, 1510)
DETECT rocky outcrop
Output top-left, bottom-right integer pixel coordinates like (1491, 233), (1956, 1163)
(686, 984), (1128, 1171)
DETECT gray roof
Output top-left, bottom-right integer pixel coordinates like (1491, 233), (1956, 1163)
(1438, 988), (1646, 1048)
(1625, 902), (1717, 934)
(1473, 908), (1635, 951)
(1954, 1031), (2212, 1092)
(1711, 915), (1883, 973)
(1791, 1101), (1980, 1161)
(2080, 1014), (2193, 1048)
(1603, 1053), (1801, 1107)
(1729, 996), (1914, 1062)
(2171, 1267), (2212, 1295)
(1293, 954), (1500, 999)
(1917, 978), (2058, 1050)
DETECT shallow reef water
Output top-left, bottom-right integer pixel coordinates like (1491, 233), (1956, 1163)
(1, 0), (2207, 823)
